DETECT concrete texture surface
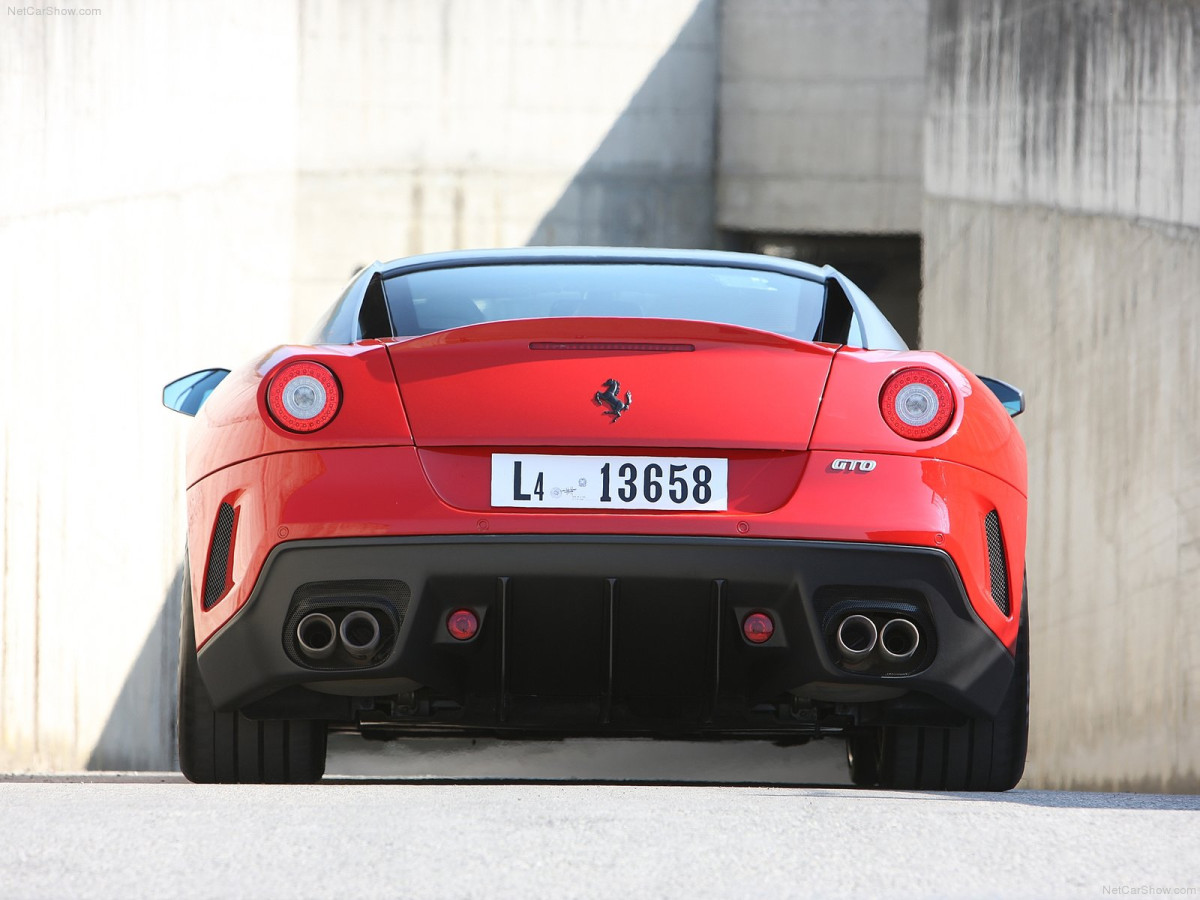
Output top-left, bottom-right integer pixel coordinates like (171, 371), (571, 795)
(1, 778), (1198, 899)
(922, 0), (1200, 790)
(289, 0), (720, 330)
(717, 0), (928, 234)
(0, 1), (301, 771)
(925, 0), (1199, 228)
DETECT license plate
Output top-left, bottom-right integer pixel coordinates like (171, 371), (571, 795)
(491, 454), (728, 511)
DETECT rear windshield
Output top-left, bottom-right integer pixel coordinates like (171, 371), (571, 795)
(381, 263), (826, 340)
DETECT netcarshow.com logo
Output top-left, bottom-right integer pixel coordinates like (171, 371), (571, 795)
(8, 6), (102, 15)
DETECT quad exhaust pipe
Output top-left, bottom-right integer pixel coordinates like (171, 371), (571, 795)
(835, 614), (878, 662)
(834, 614), (922, 664)
(339, 610), (381, 660)
(879, 617), (920, 662)
(296, 612), (337, 660)
(296, 609), (382, 661)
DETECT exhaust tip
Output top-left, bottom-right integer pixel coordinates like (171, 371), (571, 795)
(296, 612), (337, 660)
(879, 618), (920, 662)
(835, 614), (878, 662)
(339, 610), (381, 660)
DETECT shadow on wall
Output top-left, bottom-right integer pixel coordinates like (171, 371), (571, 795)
(86, 563), (181, 771)
(526, 0), (718, 249)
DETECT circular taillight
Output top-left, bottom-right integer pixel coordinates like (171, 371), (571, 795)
(742, 612), (774, 644)
(879, 368), (955, 440)
(447, 609), (479, 641)
(267, 361), (341, 433)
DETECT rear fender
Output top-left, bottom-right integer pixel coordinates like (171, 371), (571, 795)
(810, 348), (1026, 496)
(810, 348), (1028, 645)
(185, 341), (412, 486)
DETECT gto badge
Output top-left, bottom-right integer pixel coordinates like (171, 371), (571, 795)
(831, 458), (877, 472)
(593, 378), (633, 422)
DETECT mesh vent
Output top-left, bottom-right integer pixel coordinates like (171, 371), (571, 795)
(985, 510), (1010, 616)
(292, 579), (412, 612)
(202, 503), (236, 610)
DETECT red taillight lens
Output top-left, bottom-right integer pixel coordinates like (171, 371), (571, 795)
(447, 608), (479, 641)
(879, 368), (955, 440)
(742, 612), (774, 644)
(266, 361), (341, 433)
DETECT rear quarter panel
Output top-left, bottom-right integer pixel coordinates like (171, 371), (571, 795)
(810, 349), (1026, 496)
(811, 348), (1028, 648)
(185, 342), (412, 486)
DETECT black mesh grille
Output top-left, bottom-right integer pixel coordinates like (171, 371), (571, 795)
(291, 579), (412, 611)
(202, 503), (236, 610)
(985, 510), (1010, 616)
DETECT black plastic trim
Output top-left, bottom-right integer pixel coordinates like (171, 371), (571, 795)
(196, 535), (1015, 733)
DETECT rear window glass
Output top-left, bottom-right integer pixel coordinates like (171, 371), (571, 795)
(381, 263), (826, 340)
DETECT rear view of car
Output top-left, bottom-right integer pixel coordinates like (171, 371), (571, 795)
(165, 248), (1028, 789)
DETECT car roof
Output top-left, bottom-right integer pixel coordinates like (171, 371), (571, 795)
(376, 246), (828, 282)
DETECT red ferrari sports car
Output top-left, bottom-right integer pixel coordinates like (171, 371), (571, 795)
(164, 247), (1029, 789)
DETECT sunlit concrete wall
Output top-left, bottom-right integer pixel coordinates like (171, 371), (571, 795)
(0, 1), (301, 770)
(289, 0), (718, 332)
(717, 0), (928, 234)
(0, 0), (716, 770)
(922, 0), (1200, 791)
(716, 0), (927, 348)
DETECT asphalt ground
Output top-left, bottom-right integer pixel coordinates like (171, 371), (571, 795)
(1, 738), (1197, 899)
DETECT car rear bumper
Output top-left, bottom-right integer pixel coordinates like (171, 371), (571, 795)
(187, 446), (1028, 654)
(196, 535), (1015, 733)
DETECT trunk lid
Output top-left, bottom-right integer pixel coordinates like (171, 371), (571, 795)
(384, 318), (836, 450)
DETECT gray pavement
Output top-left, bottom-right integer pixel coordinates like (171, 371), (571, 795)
(1, 738), (1197, 899)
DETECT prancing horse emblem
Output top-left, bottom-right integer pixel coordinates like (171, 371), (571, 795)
(593, 378), (633, 422)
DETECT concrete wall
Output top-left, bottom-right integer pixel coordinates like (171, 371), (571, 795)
(923, 0), (1200, 791)
(13, 0), (1195, 788)
(290, 0), (718, 331)
(0, 0), (716, 771)
(717, 0), (928, 234)
(0, 0), (301, 771)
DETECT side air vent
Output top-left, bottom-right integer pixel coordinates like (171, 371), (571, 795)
(984, 510), (1010, 616)
(202, 503), (236, 610)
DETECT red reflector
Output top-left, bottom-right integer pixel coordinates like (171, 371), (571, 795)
(446, 608), (479, 641)
(742, 612), (774, 644)
(529, 342), (694, 352)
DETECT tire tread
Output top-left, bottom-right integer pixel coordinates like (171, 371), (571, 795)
(177, 555), (327, 784)
(856, 578), (1030, 792)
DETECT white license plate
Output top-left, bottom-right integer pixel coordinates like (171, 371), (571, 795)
(491, 454), (728, 511)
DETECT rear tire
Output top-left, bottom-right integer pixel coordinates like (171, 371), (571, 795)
(851, 579), (1029, 791)
(177, 554), (327, 784)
